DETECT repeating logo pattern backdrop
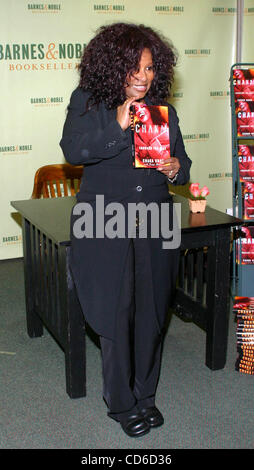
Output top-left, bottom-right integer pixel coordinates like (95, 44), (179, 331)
(242, 0), (254, 62)
(0, 0), (249, 259)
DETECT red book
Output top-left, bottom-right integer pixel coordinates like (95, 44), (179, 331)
(236, 226), (254, 264)
(238, 145), (254, 182)
(233, 68), (254, 101)
(233, 296), (254, 311)
(242, 182), (254, 220)
(131, 103), (170, 168)
(233, 69), (254, 137)
(236, 101), (254, 136)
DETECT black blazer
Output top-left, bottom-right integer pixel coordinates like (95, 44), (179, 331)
(60, 87), (192, 339)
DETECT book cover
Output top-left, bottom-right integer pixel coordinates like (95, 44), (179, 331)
(233, 69), (254, 136)
(233, 296), (254, 311)
(130, 103), (170, 168)
(236, 226), (254, 264)
(233, 69), (254, 102)
(242, 182), (254, 220)
(236, 100), (254, 136)
(238, 145), (254, 182)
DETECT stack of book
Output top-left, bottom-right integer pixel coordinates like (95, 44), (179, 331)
(233, 296), (254, 375)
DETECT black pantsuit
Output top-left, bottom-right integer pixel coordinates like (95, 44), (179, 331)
(100, 234), (179, 419)
(60, 87), (191, 417)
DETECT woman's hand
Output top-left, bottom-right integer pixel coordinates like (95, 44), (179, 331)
(117, 97), (137, 131)
(156, 157), (180, 179)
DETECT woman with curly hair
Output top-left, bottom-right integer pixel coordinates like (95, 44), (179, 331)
(60, 22), (191, 438)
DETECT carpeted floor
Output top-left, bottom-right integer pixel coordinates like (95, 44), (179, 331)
(0, 258), (253, 449)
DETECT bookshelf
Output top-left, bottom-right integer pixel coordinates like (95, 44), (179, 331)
(230, 63), (254, 296)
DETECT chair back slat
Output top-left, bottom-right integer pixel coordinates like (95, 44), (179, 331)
(49, 181), (56, 198)
(63, 179), (69, 196)
(70, 178), (76, 196)
(42, 182), (50, 198)
(55, 180), (62, 197)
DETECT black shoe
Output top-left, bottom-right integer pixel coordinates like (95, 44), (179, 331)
(139, 406), (164, 428)
(120, 412), (150, 438)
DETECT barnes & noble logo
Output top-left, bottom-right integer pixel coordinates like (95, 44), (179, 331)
(212, 6), (254, 16)
(27, 4), (61, 12)
(0, 144), (32, 155)
(172, 91), (183, 101)
(93, 4), (125, 12)
(212, 7), (236, 14)
(155, 5), (184, 14)
(0, 43), (85, 60)
(31, 96), (64, 106)
(183, 133), (210, 142)
(210, 90), (230, 98)
(0, 42), (85, 71)
(185, 49), (211, 57)
(244, 7), (254, 14)
(209, 172), (232, 180)
(2, 235), (22, 246)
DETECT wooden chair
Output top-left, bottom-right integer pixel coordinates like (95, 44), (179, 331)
(31, 163), (83, 199)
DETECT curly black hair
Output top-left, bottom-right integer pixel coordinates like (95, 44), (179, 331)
(78, 22), (177, 109)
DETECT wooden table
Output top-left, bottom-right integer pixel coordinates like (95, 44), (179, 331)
(11, 196), (242, 398)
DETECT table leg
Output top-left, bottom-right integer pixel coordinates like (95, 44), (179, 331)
(58, 246), (86, 398)
(205, 227), (231, 370)
(22, 218), (43, 337)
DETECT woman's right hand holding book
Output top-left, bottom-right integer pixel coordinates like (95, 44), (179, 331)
(117, 97), (138, 131)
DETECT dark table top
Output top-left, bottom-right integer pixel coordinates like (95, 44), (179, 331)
(11, 195), (243, 246)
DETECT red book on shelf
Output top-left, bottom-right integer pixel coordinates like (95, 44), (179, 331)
(233, 297), (254, 310)
(233, 69), (254, 136)
(233, 69), (254, 101)
(238, 145), (254, 182)
(242, 182), (254, 220)
(236, 101), (254, 136)
(236, 226), (254, 264)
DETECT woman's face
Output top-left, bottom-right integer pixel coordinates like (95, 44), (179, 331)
(125, 48), (154, 100)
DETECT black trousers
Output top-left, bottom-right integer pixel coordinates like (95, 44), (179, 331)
(99, 235), (166, 421)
